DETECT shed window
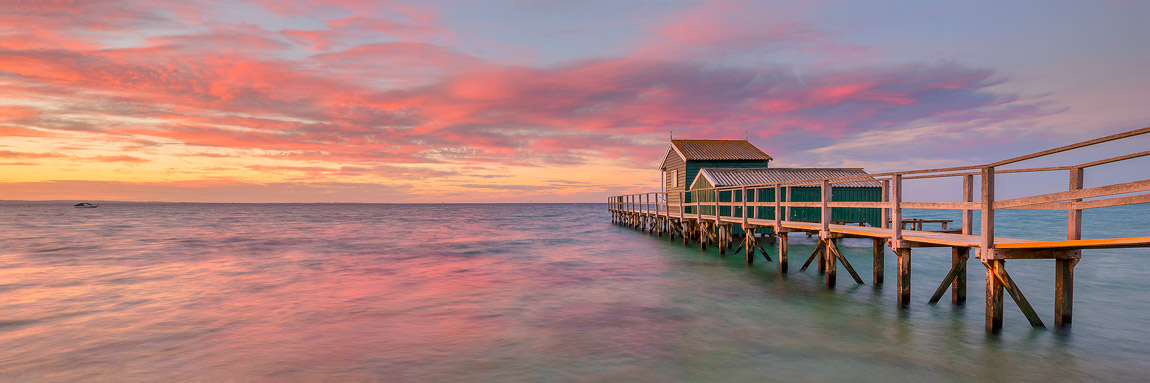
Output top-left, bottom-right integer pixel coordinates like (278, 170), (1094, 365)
(671, 170), (678, 187)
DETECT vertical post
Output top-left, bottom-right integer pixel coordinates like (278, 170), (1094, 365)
(819, 180), (831, 275)
(962, 174), (974, 235)
(881, 179), (890, 229)
(785, 186), (792, 222)
(896, 248), (911, 307)
(981, 167), (995, 251)
(742, 186), (751, 264)
(986, 259), (1005, 332)
(714, 189), (721, 252)
(773, 184), (782, 229)
(820, 180), (831, 235)
(1056, 259), (1075, 328)
(778, 231), (789, 273)
(680, 191), (688, 246)
(826, 238), (838, 288)
(872, 238), (884, 285)
(1058, 167), (1083, 328)
(952, 247), (968, 304)
(697, 191), (705, 251)
(891, 174), (903, 248)
(775, 184), (787, 273)
(1067, 167), (1083, 240)
(642, 193), (648, 233)
(741, 186), (748, 228)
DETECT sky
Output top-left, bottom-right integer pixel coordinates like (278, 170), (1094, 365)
(0, 0), (1146, 203)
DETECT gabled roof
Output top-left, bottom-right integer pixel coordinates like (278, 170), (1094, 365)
(671, 140), (772, 161)
(659, 139), (772, 169)
(692, 167), (882, 189)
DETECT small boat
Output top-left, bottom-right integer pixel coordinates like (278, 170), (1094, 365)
(73, 203), (98, 208)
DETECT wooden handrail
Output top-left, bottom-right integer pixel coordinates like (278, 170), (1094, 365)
(611, 127), (1150, 246)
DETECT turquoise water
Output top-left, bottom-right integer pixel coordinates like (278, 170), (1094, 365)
(0, 202), (1147, 382)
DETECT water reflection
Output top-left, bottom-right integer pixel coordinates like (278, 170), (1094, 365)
(0, 202), (1146, 382)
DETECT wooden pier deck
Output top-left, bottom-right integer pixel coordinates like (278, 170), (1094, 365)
(609, 127), (1150, 333)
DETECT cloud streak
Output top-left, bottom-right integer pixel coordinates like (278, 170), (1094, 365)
(0, 0), (1077, 201)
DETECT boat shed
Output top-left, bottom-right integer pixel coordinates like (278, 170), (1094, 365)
(689, 167), (884, 228)
(658, 139), (773, 214)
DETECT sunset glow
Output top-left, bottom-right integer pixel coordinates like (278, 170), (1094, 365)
(1, 0), (1145, 202)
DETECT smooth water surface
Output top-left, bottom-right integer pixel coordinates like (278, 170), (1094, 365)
(1, 202), (1148, 382)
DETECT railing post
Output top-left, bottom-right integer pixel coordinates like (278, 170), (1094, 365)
(741, 186), (748, 227)
(881, 179), (890, 229)
(775, 183), (787, 273)
(714, 189), (720, 222)
(962, 175), (974, 235)
(773, 184), (782, 228)
(785, 185), (792, 222)
(980, 166), (995, 252)
(820, 180), (831, 236)
(697, 190), (705, 251)
(1067, 167), (1083, 240)
(1058, 166), (1083, 328)
(890, 174), (903, 248)
(714, 189), (722, 252)
(680, 191), (687, 246)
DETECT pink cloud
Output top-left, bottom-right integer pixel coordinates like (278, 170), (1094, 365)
(0, 0), (1066, 202)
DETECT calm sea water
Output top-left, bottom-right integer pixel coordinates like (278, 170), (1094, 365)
(1, 202), (1147, 382)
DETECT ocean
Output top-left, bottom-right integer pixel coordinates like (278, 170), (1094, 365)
(1, 202), (1147, 382)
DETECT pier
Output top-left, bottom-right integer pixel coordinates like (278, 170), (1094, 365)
(608, 127), (1150, 332)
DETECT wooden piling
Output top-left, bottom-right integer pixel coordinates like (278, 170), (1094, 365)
(986, 259), (1004, 332)
(896, 248), (911, 307)
(778, 232), (789, 274)
(952, 247), (968, 304)
(872, 238), (884, 285)
(1055, 258), (1075, 327)
(745, 226), (755, 265)
(825, 240), (837, 288)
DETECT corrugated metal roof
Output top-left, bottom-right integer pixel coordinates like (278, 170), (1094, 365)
(698, 167), (882, 188)
(670, 140), (773, 161)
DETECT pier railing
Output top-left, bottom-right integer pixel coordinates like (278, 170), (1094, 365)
(609, 126), (1150, 252)
(608, 126), (1149, 332)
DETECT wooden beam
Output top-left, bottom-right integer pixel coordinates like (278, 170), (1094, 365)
(1076, 150), (1150, 168)
(928, 247), (968, 304)
(1070, 193), (1150, 210)
(992, 262), (1046, 328)
(756, 241), (773, 262)
(995, 179), (1150, 209)
(953, 247), (969, 304)
(982, 248), (1083, 259)
(800, 241), (825, 272)
(827, 239), (864, 285)
(989, 126), (1150, 167)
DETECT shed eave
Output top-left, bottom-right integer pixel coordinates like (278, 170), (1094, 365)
(658, 143), (687, 170)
